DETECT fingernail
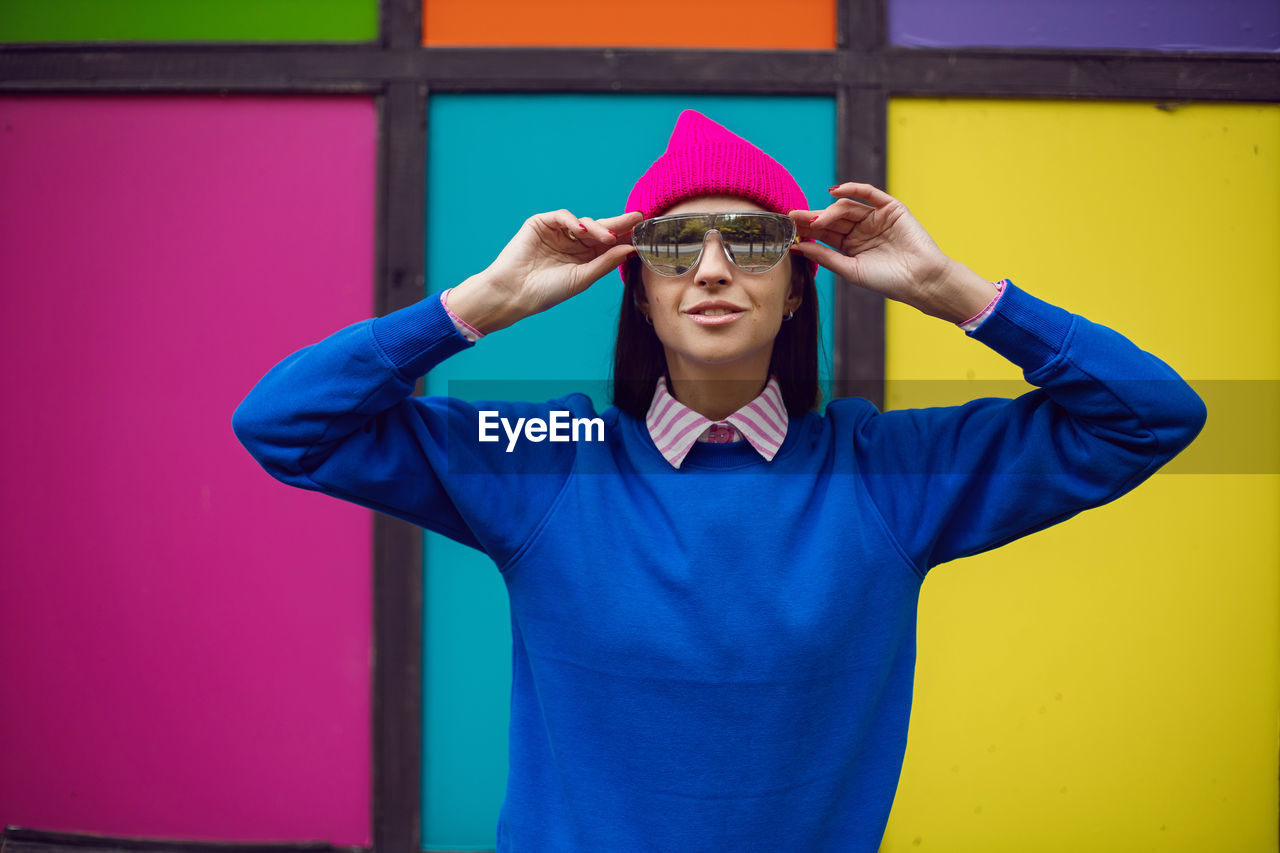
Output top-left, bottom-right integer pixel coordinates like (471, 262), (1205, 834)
(578, 223), (588, 231)
(608, 230), (617, 237)
(828, 184), (841, 192)
(809, 215), (819, 224)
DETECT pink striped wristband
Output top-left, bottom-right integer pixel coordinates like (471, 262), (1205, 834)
(957, 279), (1007, 331)
(441, 287), (485, 341)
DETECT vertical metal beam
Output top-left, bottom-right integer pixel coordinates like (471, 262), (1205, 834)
(834, 85), (887, 408)
(372, 3), (427, 852)
(383, 0), (422, 49)
(843, 0), (885, 52)
(834, 0), (888, 408)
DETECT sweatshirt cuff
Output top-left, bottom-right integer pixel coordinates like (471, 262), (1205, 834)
(967, 280), (1074, 374)
(371, 291), (474, 378)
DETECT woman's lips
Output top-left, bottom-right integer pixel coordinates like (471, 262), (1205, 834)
(686, 303), (746, 326)
(687, 310), (745, 326)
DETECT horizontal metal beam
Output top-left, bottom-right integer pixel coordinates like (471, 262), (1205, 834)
(0, 827), (363, 853)
(0, 45), (840, 94)
(885, 48), (1280, 102)
(421, 47), (843, 92)
(0, 45), (392, 92)
(3, 44), (1276, 101)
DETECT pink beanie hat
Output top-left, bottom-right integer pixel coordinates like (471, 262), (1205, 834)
(626, 110), (810, 218)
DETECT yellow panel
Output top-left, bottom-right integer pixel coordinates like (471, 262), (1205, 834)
(882, 99), (1279, 852)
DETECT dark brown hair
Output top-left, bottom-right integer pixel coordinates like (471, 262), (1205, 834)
(611, 253), (820, 419)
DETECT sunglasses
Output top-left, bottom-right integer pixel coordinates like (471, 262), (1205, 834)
(631, 211), (798, 277)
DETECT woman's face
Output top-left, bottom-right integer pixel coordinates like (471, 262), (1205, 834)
(637, 195), (801, 381)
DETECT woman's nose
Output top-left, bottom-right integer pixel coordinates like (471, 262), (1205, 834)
(694, 230), (733, 286)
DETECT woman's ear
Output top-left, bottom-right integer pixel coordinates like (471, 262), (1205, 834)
(785, 282), (802, 315)
(784, 262), (805, 314)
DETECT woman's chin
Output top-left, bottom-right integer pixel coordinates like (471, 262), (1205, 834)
(663, 344), (773, 376)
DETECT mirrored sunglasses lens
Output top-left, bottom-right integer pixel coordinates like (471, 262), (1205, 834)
(635, 213), (792, 275)
(716, 214), (792, 272)
(636, 215), (712, 275)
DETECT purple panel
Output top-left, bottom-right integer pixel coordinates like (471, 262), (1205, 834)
(890, 0), (1280, 52)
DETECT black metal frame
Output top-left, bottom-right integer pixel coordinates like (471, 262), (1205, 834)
(0, 828), (363, 853)
(2, 2), (1275, 850)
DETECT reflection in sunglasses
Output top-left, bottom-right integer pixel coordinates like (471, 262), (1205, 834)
(634, 212), (796, 277)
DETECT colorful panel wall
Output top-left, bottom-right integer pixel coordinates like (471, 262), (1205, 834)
(0, 95), (377, 845)
(889, 0), (1280, 52)
(0, 0), (377, 42)
(881, 98), (1279, 852)
(421, 93), (836, 849)
(422, 0), (836, 47)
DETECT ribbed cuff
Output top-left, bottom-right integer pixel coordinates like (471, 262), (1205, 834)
(967, 280), (1074, 374)
(371, 291), (474, 378)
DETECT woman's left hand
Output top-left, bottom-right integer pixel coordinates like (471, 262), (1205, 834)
(789, 183), (995, 323)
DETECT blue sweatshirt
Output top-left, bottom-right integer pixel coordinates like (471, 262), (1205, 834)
(233, 283), (1205, 852)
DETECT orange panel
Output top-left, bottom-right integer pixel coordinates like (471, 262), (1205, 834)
(423, 0), (835, 48)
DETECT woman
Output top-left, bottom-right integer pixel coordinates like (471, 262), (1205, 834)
(233, 110), (1205, 851)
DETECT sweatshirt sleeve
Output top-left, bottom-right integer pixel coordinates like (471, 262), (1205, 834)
(853, 281), (1207, 575)
(231, 293), (578, 565)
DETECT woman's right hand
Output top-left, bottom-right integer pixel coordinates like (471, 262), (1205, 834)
(445, 210), (641, 335)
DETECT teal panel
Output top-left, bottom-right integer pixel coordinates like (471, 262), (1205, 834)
(423, 93), (836, 850)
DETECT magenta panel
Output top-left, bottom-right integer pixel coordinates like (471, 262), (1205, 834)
(0, 95), (375, 845)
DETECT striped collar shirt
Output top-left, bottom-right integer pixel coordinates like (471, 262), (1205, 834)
(645, 375), (789, 469)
